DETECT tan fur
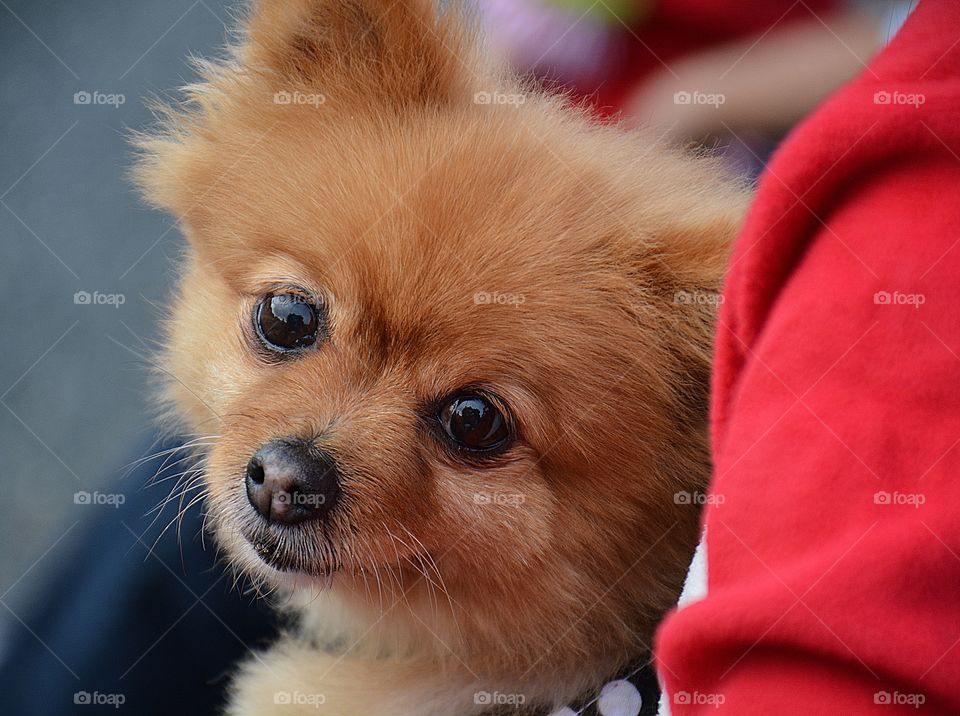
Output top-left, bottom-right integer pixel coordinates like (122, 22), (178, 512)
(133, 1), (749, 714)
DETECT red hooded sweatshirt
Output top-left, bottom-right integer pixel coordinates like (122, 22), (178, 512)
(655, 1), (960, 714)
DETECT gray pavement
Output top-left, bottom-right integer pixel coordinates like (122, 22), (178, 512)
(0, 0), (235, 617)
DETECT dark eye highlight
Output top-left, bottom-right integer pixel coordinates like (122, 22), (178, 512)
(254, 291), (323, 353)
(438, 393), (512, 453)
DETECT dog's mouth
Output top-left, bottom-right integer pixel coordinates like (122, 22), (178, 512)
(239, 522), (341, 576)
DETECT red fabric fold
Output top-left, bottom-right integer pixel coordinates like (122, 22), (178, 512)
(656, 1), (960, 713)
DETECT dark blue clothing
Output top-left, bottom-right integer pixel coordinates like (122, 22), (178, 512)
(0, 439), (277, 715)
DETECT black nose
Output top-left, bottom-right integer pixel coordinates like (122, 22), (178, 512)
(244, 439), (340, 524)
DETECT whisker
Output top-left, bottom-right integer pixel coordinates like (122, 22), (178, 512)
(120, 435), (218, 479)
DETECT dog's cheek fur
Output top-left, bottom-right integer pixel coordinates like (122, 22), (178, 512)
(159, 261), (248, 436)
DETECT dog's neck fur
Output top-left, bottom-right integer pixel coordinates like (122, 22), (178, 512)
(279, 578), (629, 704)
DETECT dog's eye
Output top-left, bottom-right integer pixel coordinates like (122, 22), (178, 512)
(254, 292), (321, 352)
(439, 394), (511, 453)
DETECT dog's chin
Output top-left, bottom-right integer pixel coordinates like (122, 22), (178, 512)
(229, 519), (341, 592)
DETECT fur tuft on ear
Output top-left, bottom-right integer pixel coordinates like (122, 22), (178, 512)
(242, 0), (487, 107)
(130, 0), (504, 231)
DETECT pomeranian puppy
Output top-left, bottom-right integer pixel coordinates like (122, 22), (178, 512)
(134, 0), (747, 713)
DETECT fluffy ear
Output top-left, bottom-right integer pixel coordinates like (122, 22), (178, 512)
(241, 0), (486, 107)
(632, 211), (743, 439)
(130, 0), (497, 255)
(647, 215), (740, 296)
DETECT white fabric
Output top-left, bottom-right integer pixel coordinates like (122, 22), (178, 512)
(597, 679), (643, 716)
(656, 534), (708, 716)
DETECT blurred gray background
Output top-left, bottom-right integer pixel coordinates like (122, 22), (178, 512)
(0, 0), (235, 636)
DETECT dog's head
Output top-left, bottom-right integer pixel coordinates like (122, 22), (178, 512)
(135, 0), (746, 680)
